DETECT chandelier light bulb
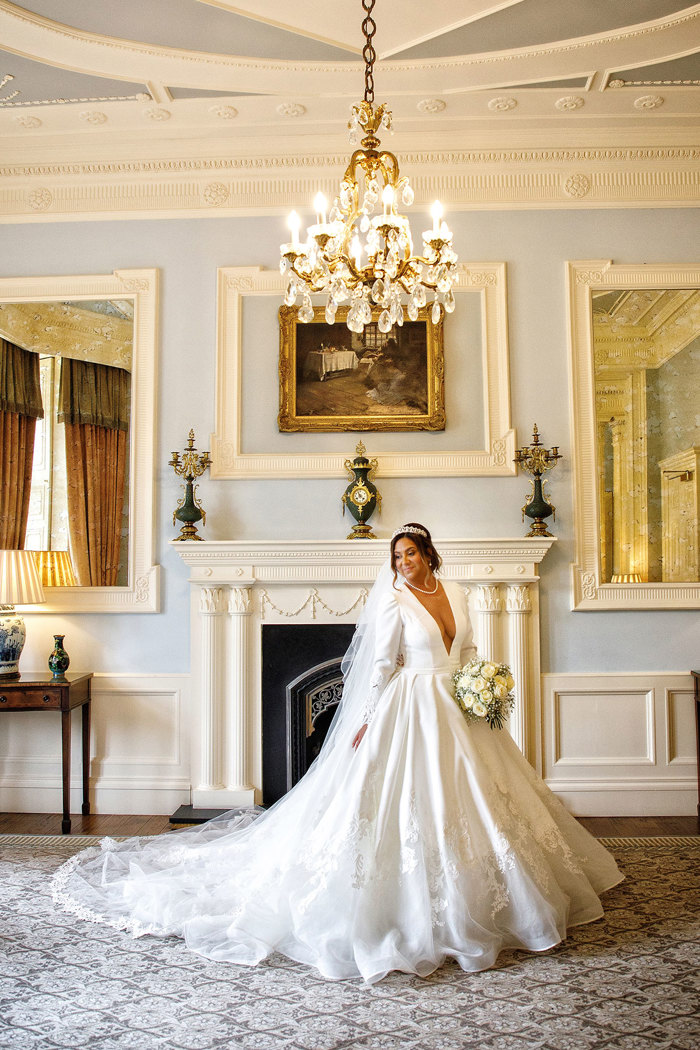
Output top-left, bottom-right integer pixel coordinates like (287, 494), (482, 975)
(279, 0), (458, 332)
(287, 210), (301, 246)
(350, 233), (363, 270)
(313, 192), (328, 225)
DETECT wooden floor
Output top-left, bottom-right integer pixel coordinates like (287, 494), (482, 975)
(0, 812), (698, 838)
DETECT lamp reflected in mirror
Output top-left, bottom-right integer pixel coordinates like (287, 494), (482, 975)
(33, 550), (77, 588)
(0, 549), (45, 678)
(593, 287), (700, 584)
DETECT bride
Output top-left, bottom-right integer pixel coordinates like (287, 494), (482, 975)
(53, 523), (622, 983)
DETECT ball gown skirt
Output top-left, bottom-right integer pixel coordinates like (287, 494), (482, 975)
(53, 584), (623, 983)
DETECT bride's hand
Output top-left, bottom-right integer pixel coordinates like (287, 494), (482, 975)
(352, 724), (368, 750)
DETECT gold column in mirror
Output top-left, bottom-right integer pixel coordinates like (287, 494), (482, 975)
(592, 287), (699, 585)
(569, 261), (700, 610)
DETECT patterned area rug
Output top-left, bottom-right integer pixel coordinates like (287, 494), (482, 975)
(1, 835), (699, 1050)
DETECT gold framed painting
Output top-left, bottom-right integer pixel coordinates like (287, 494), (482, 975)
(278, 305), (445, 432)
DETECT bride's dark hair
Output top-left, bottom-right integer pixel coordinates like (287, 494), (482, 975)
(390, 523), (442, 584)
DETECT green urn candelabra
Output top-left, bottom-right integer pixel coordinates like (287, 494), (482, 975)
(342, 442), (382, 539)
(169, 429), (212, 541)
(513, 424), (562, 537)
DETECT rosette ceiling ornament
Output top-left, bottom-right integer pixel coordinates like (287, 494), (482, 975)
(280, 0), (458, 334)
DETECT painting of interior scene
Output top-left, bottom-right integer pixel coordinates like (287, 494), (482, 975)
(281, 305), (443, 431)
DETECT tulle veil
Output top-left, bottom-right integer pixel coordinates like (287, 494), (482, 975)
(51, 562), (404, 931)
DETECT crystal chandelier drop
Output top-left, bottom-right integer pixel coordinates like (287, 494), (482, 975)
(280, 0), (458, 333)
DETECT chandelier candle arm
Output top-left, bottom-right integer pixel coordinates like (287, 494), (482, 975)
(279, 0), (458, 334)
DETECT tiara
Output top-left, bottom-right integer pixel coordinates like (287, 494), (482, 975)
(391, 525), (428, 540)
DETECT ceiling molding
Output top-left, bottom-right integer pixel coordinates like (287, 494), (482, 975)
(1, 143), (698, 222)
(0, 1), (697, 96)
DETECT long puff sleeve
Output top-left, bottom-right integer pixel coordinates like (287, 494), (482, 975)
(360, 589), (403, 725)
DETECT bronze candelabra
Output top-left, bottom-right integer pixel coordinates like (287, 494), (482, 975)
(169, 429), (211, 540)
(513, 424), (562, 537)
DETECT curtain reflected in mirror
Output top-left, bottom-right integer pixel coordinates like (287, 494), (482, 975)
(593, 289), (700, 583)
(0, 300), (132, 586)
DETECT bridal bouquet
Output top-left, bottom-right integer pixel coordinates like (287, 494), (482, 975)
(452, 659), (515, 730)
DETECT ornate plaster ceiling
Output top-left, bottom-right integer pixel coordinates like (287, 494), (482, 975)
(0, 1), (698, 220)
(0, 0), (698, 152)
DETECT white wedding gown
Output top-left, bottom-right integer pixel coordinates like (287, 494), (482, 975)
(53, 581), (622, 983)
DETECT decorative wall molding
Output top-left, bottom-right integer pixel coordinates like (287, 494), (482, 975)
(211, 264), (515, 479)
(567, 259), (700, 610)
(542, 672), (696, 815)
(174, 537), (554, 808)
(0, 674), (191, 815)
(1, 146), (698, 222)
(0, 269), (161, 613)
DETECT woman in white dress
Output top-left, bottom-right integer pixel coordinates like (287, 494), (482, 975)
(53, 523), (622, 983)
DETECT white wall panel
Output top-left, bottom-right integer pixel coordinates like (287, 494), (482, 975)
(665, 687), (697, 766)
(554, 690), (655, 765)
(542, 672), (696, 815)
(0, 674), (191, 816)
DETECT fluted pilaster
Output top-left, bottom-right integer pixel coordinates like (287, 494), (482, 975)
(197, 586), (228, 791)
(475, 584), (502, 662)
(226, 586), (253, 791)
(506, 584), (531, 755)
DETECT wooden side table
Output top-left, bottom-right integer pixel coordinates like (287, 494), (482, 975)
(693, 671), (700, 818)
(0, 672), (92, 834)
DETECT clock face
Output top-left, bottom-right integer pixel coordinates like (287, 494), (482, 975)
(351, 485), (370, 506)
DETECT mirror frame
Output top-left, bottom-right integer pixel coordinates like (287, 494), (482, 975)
(0, 268), (160, 613)
(211, 265), (515, 477)
(567, 259), (700, 610)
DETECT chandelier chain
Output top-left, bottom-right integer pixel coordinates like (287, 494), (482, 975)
(361, 0), (377, 105)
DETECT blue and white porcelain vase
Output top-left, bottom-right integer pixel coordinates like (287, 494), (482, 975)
(0, 607), (26, 679)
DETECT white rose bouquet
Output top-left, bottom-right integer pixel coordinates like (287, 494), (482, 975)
(452, 659), (515, 730)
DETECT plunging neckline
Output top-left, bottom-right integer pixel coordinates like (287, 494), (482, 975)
(403, 581), (456, 657)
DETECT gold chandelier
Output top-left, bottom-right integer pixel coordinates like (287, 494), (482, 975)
(280, 0), (458, 333)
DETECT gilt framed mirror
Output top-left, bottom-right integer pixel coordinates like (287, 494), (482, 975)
(568, 260), (700, 610)
(0, 269), (160, 613)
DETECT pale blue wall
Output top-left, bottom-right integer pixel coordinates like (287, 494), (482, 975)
(3, 208), (699, 675)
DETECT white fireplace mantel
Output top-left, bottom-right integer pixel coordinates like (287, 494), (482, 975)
(174, 538), (555, 808)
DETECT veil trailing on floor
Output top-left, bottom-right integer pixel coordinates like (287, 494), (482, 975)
(51, 562), (403, 933)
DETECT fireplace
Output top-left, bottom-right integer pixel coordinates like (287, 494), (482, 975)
(174, 537), (555, 810)
(261, 624), (355, 804)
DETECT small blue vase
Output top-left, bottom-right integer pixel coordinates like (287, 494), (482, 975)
(48, 635), (70, 680)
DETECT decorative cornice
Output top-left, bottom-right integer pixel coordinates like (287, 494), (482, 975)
(1, 145), (697, 221)
(2, 146), (698, 181)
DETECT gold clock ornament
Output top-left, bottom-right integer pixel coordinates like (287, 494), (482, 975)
(341, 442), (381, 539)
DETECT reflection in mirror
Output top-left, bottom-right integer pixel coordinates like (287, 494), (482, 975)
(0, 300), (133, 586)
(593, 289), (700, 583)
